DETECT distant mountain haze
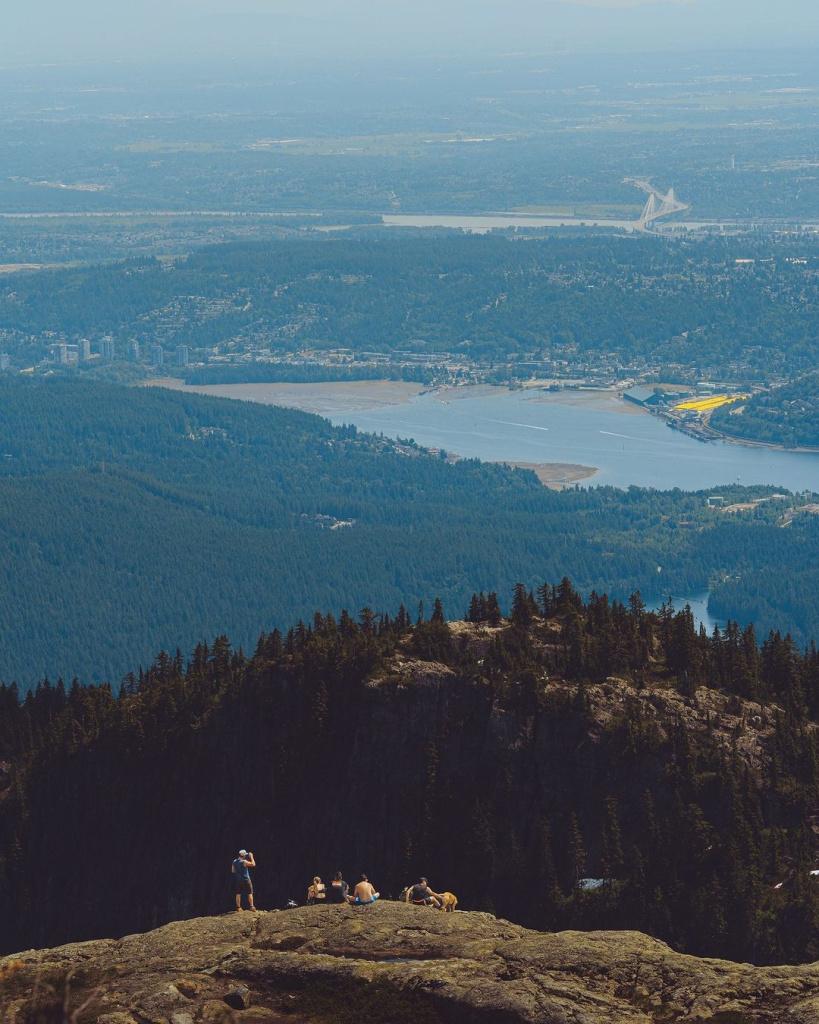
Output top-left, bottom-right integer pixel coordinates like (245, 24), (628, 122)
(3, 0), (817, 61)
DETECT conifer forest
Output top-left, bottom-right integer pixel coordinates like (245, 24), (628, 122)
(3, 585), (819, 966)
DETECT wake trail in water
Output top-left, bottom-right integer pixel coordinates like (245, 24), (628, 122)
(489, 420), (550, 432)
(599, 430), (686, 448)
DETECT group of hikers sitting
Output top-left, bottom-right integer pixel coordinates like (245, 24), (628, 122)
(231, 850), (453, 912)
(307, 872), (379, 905)
(307, 873), (450, 909)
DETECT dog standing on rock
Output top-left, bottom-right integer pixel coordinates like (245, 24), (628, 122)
(437, 892), (458, 912)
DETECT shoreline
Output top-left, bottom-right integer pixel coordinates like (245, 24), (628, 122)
(664, 408), (819, 456)
(712, 429), (819, 455)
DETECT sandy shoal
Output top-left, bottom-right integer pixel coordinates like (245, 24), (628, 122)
(432, 385), (647, 416)
(501, 461), (598, 489)
(522, 388), (646, 415)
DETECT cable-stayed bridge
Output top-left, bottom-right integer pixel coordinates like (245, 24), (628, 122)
(624, 178), (690, 231)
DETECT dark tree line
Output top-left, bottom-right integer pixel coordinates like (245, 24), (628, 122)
(2, 582), (819, 965)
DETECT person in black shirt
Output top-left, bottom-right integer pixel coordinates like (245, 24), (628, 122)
(409, 877), (442, 908)
(326, 871), (350, 903)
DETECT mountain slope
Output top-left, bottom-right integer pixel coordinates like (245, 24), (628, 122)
(3, 376), (819, 685)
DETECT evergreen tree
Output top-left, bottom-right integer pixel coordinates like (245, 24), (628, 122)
(600, 796), (624, 882)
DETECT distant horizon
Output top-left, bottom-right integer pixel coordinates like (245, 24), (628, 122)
(1, 44), (818, 82)
(3, 41), (819, 67)
(3, 0), (817, 62)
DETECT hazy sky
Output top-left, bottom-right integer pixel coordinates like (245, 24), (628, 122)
(3, 0), (818, 62)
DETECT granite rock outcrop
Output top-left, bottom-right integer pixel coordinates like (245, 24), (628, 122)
(4, 903), (819, 1023)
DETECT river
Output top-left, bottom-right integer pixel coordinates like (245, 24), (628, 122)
(321, 387), (819, 493)
(381, 214), (730, 232)
(646, 592), (725, 634)
(152, 380), (819, 492)
(5, 211), (816, 235)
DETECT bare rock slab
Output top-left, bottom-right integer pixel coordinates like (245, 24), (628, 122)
(4, 903), (819, 1023)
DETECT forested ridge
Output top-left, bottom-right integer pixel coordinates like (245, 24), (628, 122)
(3, 583), (819, 966)
(711, 372), (819, 448)
(2, 377), (819, 685)
(2, 233), (819, 376)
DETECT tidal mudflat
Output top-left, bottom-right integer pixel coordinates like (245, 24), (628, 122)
(147, 378), (425, 416)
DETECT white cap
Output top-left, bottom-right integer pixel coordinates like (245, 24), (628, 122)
(239, 849), (248, 857)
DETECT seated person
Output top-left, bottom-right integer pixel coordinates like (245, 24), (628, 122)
(351, 873), (379, 905)
(307, 876), (326, 904)
(326, 871), (350, 903)
(409, 877), (443, 908)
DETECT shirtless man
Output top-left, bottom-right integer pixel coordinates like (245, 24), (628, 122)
(231, 849), (257, 911)
(350, 873), (379, 905)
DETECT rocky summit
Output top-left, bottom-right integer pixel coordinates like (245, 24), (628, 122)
(4, 904), (819, 1024)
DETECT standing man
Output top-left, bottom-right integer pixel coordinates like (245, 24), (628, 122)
(231, 849), (257, 912)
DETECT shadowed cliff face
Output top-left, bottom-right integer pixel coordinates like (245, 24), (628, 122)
(5, 904), (819, 1024)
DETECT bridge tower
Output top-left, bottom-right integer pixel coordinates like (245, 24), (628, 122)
(625, 178), (690, 232)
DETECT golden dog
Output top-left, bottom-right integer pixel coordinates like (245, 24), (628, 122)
(438, 891), (458, 913)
